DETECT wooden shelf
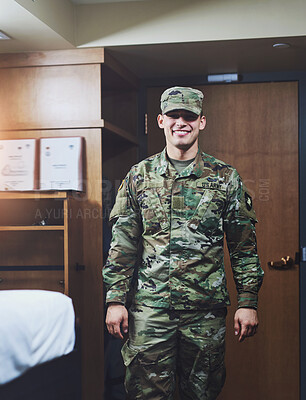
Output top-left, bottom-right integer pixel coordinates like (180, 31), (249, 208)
(0, 225), (64, 231)
(0, 191), (68, 200)
(0, 119), (138, 146)
(103, 52), (139, 89)
(0, 48), (105, 69)
(0, 265), (64, 271)
(102, 120), (138, 145)
(0, 120), (105, 132)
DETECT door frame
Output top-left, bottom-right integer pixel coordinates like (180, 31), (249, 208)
(140, 70), (306, 399)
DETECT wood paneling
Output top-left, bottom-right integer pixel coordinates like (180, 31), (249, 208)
(0, 64), (101, 129)
(0, 48), (105, 68)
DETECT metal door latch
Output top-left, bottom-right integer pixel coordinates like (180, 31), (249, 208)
(268, 256), (295, 270)
(268, 249), (306, 269)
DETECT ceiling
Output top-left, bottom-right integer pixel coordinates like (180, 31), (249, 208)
(70, 0), (151, 3)
(107, 36), (306, 80)
(0, 0), (75, 53)
(0, 0), (305, 80)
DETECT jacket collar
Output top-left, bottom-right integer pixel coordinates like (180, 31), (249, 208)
(156, 147), (204, 178)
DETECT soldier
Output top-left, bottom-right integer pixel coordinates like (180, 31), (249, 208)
(103, 86), (264, 400)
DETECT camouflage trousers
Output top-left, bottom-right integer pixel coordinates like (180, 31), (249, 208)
(121, 305), (227, 400)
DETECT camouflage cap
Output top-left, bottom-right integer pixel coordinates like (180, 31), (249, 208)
(160, 86), (204, 115)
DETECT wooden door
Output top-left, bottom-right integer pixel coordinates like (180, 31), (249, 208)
(147, 82), (299, 400)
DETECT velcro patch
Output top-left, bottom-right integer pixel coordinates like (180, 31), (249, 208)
(172, 196), (184, 210)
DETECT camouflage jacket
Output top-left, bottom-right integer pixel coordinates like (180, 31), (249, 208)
(103, 148), (264, 310)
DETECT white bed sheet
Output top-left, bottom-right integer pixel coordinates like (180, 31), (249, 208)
(0, 290), (75, 385)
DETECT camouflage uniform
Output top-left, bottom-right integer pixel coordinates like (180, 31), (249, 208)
(103, 148), (263, 398)
(122, 305), (227, 400)
(103, 86), (264, 399)
(103, 149), (263, 310)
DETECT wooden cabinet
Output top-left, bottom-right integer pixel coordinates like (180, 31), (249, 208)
(0, 48), (140, 400)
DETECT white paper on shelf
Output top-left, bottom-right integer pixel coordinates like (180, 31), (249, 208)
(0, 139), (37, 191)
(40, 137), (84, 191)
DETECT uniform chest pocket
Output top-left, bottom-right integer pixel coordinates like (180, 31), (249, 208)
(187, 189), (226, 233)
(137, 188), (169, 235)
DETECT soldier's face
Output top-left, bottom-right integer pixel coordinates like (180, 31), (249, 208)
(157, 110), (206, 154)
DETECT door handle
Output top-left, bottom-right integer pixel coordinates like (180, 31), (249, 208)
(268, 256), (295, 270)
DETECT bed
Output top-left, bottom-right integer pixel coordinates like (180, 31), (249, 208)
(0, 290), (81, 400)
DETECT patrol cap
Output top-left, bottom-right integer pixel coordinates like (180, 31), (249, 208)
(160, 86), (204, 116)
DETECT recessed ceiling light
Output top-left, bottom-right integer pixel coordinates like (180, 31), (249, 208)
(0, 31), (11, 40)
(273, 43), (290, 49)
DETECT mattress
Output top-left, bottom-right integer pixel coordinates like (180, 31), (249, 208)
(0, 290), (75, 385)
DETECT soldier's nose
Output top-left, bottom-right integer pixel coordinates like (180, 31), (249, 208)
(176, 117), (186, 126)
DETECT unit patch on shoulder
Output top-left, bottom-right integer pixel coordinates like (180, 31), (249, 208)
(245, 192), (253, 211)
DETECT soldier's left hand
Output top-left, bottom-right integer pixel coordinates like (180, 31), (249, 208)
(234, 308), (259, 342)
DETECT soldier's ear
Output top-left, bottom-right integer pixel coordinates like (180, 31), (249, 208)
(199, 115), (206, 131)
(157, 114), (164, 129)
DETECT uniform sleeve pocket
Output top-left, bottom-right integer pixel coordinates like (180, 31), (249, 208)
(110, 197), (128, 220)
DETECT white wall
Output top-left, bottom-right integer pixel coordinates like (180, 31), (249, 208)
(15, 0), (76, 45)
(75, 0), (306, 47)
(12, 0), (306, 49)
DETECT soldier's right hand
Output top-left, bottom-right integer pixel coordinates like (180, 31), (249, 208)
(106, 303), (128, 340)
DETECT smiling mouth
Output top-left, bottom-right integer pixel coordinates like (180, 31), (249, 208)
(173, 130), (191, 136)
